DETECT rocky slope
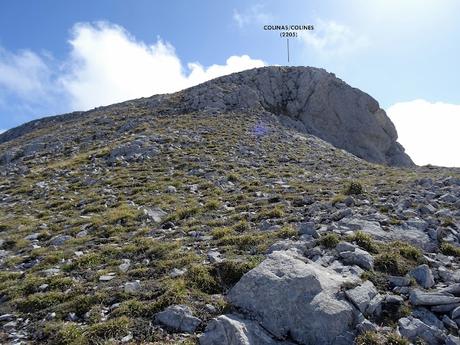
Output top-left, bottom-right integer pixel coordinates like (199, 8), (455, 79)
(0, 67), (459, 345)
(0, 66), (412, 168)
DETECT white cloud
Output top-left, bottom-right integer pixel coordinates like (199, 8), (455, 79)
(300, 19), (369, 57)
(59, 22), (265, 110)
(233, 5), (273, 28)
(0, 47), (53, 101)
(0, 22), (265, 115)
(387, 99), (460, 167)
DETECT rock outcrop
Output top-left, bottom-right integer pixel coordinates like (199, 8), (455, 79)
(173, 66), (414, 166)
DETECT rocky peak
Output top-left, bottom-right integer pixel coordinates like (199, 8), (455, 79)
(173, 66), (413, 167)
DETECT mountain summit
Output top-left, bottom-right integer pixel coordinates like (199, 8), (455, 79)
(172, 66), (413, 167)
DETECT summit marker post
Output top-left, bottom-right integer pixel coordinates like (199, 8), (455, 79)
(262, 24), (314, 64)
(287, 38), (290, 63)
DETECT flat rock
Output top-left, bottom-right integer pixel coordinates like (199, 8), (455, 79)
(339, 218), (432, 250)
(410, 289), (460, 306)
(298, 222), (319, 238)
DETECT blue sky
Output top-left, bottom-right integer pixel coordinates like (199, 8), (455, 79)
(0, 0), (459, 166)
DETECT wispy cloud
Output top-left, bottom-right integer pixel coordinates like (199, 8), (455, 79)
(0, 47), (57, 102)
(300, 19), (369, 57)
(387, 99), (460, 167)
(0, 22), (265, 118)
(233, 4), (273, 28)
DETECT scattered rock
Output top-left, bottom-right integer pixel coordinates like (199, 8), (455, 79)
(389, 276), (411, 287)
(119, 259), (131, 273)
(345, 281), (379, 314)
(124, 281), (141, 294)
(170, 268), (187, 278)
(207, 250), (223, 263)
(452, 306), (460, 319)
(410, 264), (435, 289)
(340, 248), (374, 270)
(99, 274), (115, 282)
(336, 242), (356, 253)
(298, 222), (319, 238)
(154, 305), (201, 333)
(332, 208), (352, 221)
(166, 186), (177, 193)
(49, 234), (72, 246)
(398, 316), (445, 344)
(144, 207), (167, 223)
(410, 289), (460, 306)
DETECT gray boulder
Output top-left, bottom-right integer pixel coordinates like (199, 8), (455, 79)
(398, 316), (445, 344)
(410, 264), (435, 289)
(49, 235), (72, 246)
(345, 281), (379, 314)
(332, 209), (352, 221)
(441, 284), (460, 296)
(410, 289), (460, 306)
(200, 314), (293, 345)
(227, 250), (356, 345)
(154, 305), (201, 333)
(389, 276), (411, 287)
(143, 207), (167, 223)
(124, 281), (141, 294)
(452, 306), (460, 319)
(336, 242), (356, 253)
(298, 222), (319, 238)
(340, 248), (374, 270)
(339, 217), (432, 250)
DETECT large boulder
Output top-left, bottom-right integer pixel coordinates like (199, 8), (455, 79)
(227, 250), (357, 345)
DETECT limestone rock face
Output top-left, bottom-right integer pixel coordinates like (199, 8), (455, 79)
(227, 250), (356, 345)
(176, 66), (413, 167)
